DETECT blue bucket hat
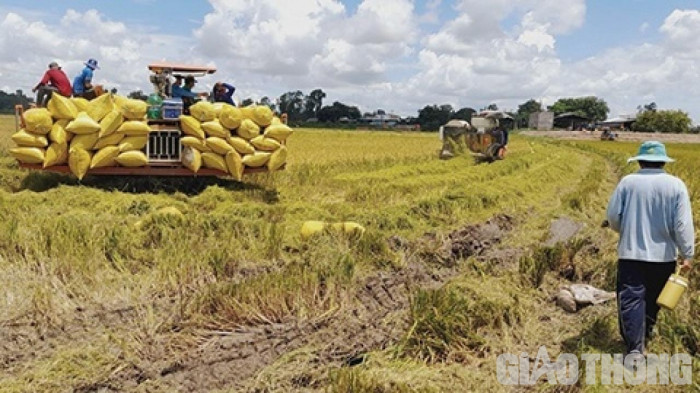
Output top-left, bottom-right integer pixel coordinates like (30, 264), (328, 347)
(85, 58), (100, 70)
(627, 140), (674, 163)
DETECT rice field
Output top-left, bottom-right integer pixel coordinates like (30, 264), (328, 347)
(0, 114), (698, 392)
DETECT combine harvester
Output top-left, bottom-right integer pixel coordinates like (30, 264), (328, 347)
(439, 110), (511, 161)
(13, 63), (288, 178)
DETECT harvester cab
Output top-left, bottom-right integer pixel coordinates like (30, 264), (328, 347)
(147, 62), (217, 99)
(439, 111), (511, 161)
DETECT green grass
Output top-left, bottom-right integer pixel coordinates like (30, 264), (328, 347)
(0, 115), (698, 392)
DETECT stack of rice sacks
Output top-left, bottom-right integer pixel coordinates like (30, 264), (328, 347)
(179, 102), (292, 181)
(11, 94), (151, 180)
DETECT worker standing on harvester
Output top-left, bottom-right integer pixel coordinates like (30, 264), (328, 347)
(606, 141), (694, 360)
(211, 82), (236, 105)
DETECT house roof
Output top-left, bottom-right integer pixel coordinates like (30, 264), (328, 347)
(555, 112), (589, 120)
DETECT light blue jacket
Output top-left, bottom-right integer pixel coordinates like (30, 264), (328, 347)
(607, 168), (695, 262)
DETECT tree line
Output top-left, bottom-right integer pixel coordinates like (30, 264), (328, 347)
(4, 88), (696, 133)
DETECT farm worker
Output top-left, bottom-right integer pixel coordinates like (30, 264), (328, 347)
(606, 140), (694, 358)
(73, 58), (99, 99)
(211, 82), (236, 105)
(32, 61), (72, 107)
(176, 75), (206, 115)
(171, 75), (195, 99)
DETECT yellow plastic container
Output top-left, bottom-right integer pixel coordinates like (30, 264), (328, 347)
(657, 271), (689, 310)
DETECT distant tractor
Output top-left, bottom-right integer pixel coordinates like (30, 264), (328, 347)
(439, 111), (511, 161)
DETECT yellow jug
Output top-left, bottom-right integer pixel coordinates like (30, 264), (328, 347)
(657, 269), (689, 310)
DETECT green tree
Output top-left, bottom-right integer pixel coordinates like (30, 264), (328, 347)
(278, 90), (305, 121)
(303, 89), (326, 120)
(417, 104), (453, 131)
(516, 99), (543, 128)
(637, 102), (657, 113)
(241, 98), (254, 106)
(317, 101), (361, 122)
(548, 96), (609, 121)
(127, 90), (148, 101)
(633, 109), (691, 133)
(452, 107), (476, 122)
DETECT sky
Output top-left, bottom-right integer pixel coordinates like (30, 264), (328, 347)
(1, 0), (700, 122)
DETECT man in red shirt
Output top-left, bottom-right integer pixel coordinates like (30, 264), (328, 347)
(33, 61), (72, 107)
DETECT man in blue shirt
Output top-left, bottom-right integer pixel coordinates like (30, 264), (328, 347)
(171, 75), (197, 98)
(606, 141), (694, 357)
(73, 58), (99, 99)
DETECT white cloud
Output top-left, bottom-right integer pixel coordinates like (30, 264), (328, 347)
(2, 2), (700, 124)
(0, 9), (191, 96)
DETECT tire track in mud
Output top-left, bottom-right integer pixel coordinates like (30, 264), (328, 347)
(149, 214), (516, 392)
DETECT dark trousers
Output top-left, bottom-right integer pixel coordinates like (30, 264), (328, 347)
(617, 259), (675, 354)
(36, 85), (58, 107)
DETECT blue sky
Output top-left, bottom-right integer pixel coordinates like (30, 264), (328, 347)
(1, 0), (700, 121)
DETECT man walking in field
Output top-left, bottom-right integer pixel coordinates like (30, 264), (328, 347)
(606, 141), (695, 357)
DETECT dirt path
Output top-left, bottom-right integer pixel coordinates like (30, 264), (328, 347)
(521, 130), (700, 143)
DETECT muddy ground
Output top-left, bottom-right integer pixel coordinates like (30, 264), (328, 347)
(0, 215), (517, 392)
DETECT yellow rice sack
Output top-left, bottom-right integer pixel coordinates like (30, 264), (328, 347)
(264, 124), (293, 142)
(71, 97), (90, 112)
(336, 222), (366, 239)
(219, 104), (244, 129)
(70, 132), (99, 150)
(189, 101), (216, 122)
(206, 137), (234, 155)
(250, 105), (273, 127)
(242, 151), (271, 167)
(228, 136), (255, 155)
(121, 99), (148, 120)
(48, 122), (68, 144)
(225, 150), (244, 181)
(53, 120), (74, 143)
(181, 146), (201, 173)
(117, 120), (150, 136)
(118, 136), (148, 152)
(201, 120), (229, 138)
(87, 93), (115, 122)
(68, 147), (91, 180)
(94, 133), (125, 149)
(213, 102), (225, 117)
(270, 116), (283, 125)
(179, 115), (205, 139)
(116, 150), (148, 167)
(66, 112), (101, 135)
(112, 95), (128, 112)
(300, 221), (326, 240)
(12, 129), (48, 148)
(99, 110), (124, 138)
(201, 152), (227, 172)
(250, 135), (281, 151)
(10, 147), (45, 164)
(237, 119), (260, 140)
(23, 108), (53, 134)
(47, 94), (78, 120)
(180, 136), (210, 152)
(44, 142), (68, 168)
(240, 105), (254, 120)
(267, 145), (287, 171)
(90, 146), (120, 168)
